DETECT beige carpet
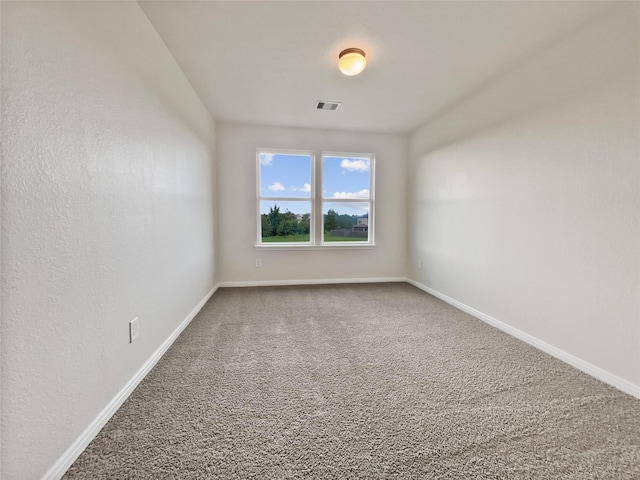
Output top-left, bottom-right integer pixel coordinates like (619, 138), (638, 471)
(64, 283), (640, 479)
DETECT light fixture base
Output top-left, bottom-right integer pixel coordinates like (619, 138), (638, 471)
(339, 48), (365, 59)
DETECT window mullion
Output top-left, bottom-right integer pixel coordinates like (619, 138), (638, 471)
(314, 151), (322, 245)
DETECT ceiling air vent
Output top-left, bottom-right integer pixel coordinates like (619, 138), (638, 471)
(316, 101), (341, 111)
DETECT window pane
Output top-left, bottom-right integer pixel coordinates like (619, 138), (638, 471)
(260, 153), (311, 198)
(323, 202), (369, 242)
(260, 201), (311, 243)
(322, 156), (370, 200)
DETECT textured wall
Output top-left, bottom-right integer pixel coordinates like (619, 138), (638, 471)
(217, 123), (408, 284)
(408, 4), (639, 387)
(1, 2), (216, 478)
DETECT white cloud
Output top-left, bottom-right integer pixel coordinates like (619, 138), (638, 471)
(259, 153), (274, 165)
(268, 182), (285, 192)
(332, 189), (369, 199)
(291, 183), (311, 193)
(340, 158), (369, 172)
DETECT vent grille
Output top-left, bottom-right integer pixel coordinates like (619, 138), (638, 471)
(316, 101), (341, 111)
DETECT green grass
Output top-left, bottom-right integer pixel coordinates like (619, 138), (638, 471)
(261, 233), (367, 243)
(323, 233), (367, 242)
(261, 234), (310, 243)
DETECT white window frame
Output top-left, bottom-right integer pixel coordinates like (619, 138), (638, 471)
(256, 148), (375, 249)
(320, 151), (375, 246)
(256, 148), (315, 246)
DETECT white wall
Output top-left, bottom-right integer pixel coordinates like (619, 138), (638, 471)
(1, 2), (217, 479)
(217, 123), (408, 284)
(408, 4), (639, 390)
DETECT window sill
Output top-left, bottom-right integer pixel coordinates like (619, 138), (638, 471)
(255, 243), (376, 251)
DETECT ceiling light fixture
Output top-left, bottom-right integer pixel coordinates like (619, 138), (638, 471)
(338, 48), (366, 76)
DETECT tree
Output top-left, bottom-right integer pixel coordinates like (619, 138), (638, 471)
(268, 204), (281, 236)
(261, 214), (272, 237)
(276, 211), (295, 237)
(337, 213), (357, 229)
(299, 213), (310, 235)
(277, 218), (296, 237)
(324, 209), (338, 232)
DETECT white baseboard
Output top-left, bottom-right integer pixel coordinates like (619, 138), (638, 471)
(406, 279), (640, 400)
(218, 277), (407, 288)
(42, 284), (220, 480)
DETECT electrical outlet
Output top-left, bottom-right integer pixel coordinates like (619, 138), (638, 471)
(255, 258), (262, 268)
(129, 317), (139, 343)
(418, 259), (422, 269)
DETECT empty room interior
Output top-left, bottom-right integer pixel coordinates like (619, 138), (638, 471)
(2, 1), (639, 479)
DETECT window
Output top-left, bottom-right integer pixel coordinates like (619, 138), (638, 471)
(257, 149), (374, 247)
(321, 153), (374, 244)
(258, 150), (313, 244)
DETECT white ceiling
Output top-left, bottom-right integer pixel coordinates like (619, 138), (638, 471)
(139, 1), (611, 134)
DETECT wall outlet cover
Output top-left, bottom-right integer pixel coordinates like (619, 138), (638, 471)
(129, 317), (139, 343)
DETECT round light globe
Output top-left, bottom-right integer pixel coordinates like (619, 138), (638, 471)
(338, 48), (366, 76)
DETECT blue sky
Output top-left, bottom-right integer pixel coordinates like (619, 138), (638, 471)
(259, 152), (371, 215)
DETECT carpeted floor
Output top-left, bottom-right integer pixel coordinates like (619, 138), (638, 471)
(64, 283), (640, 479)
